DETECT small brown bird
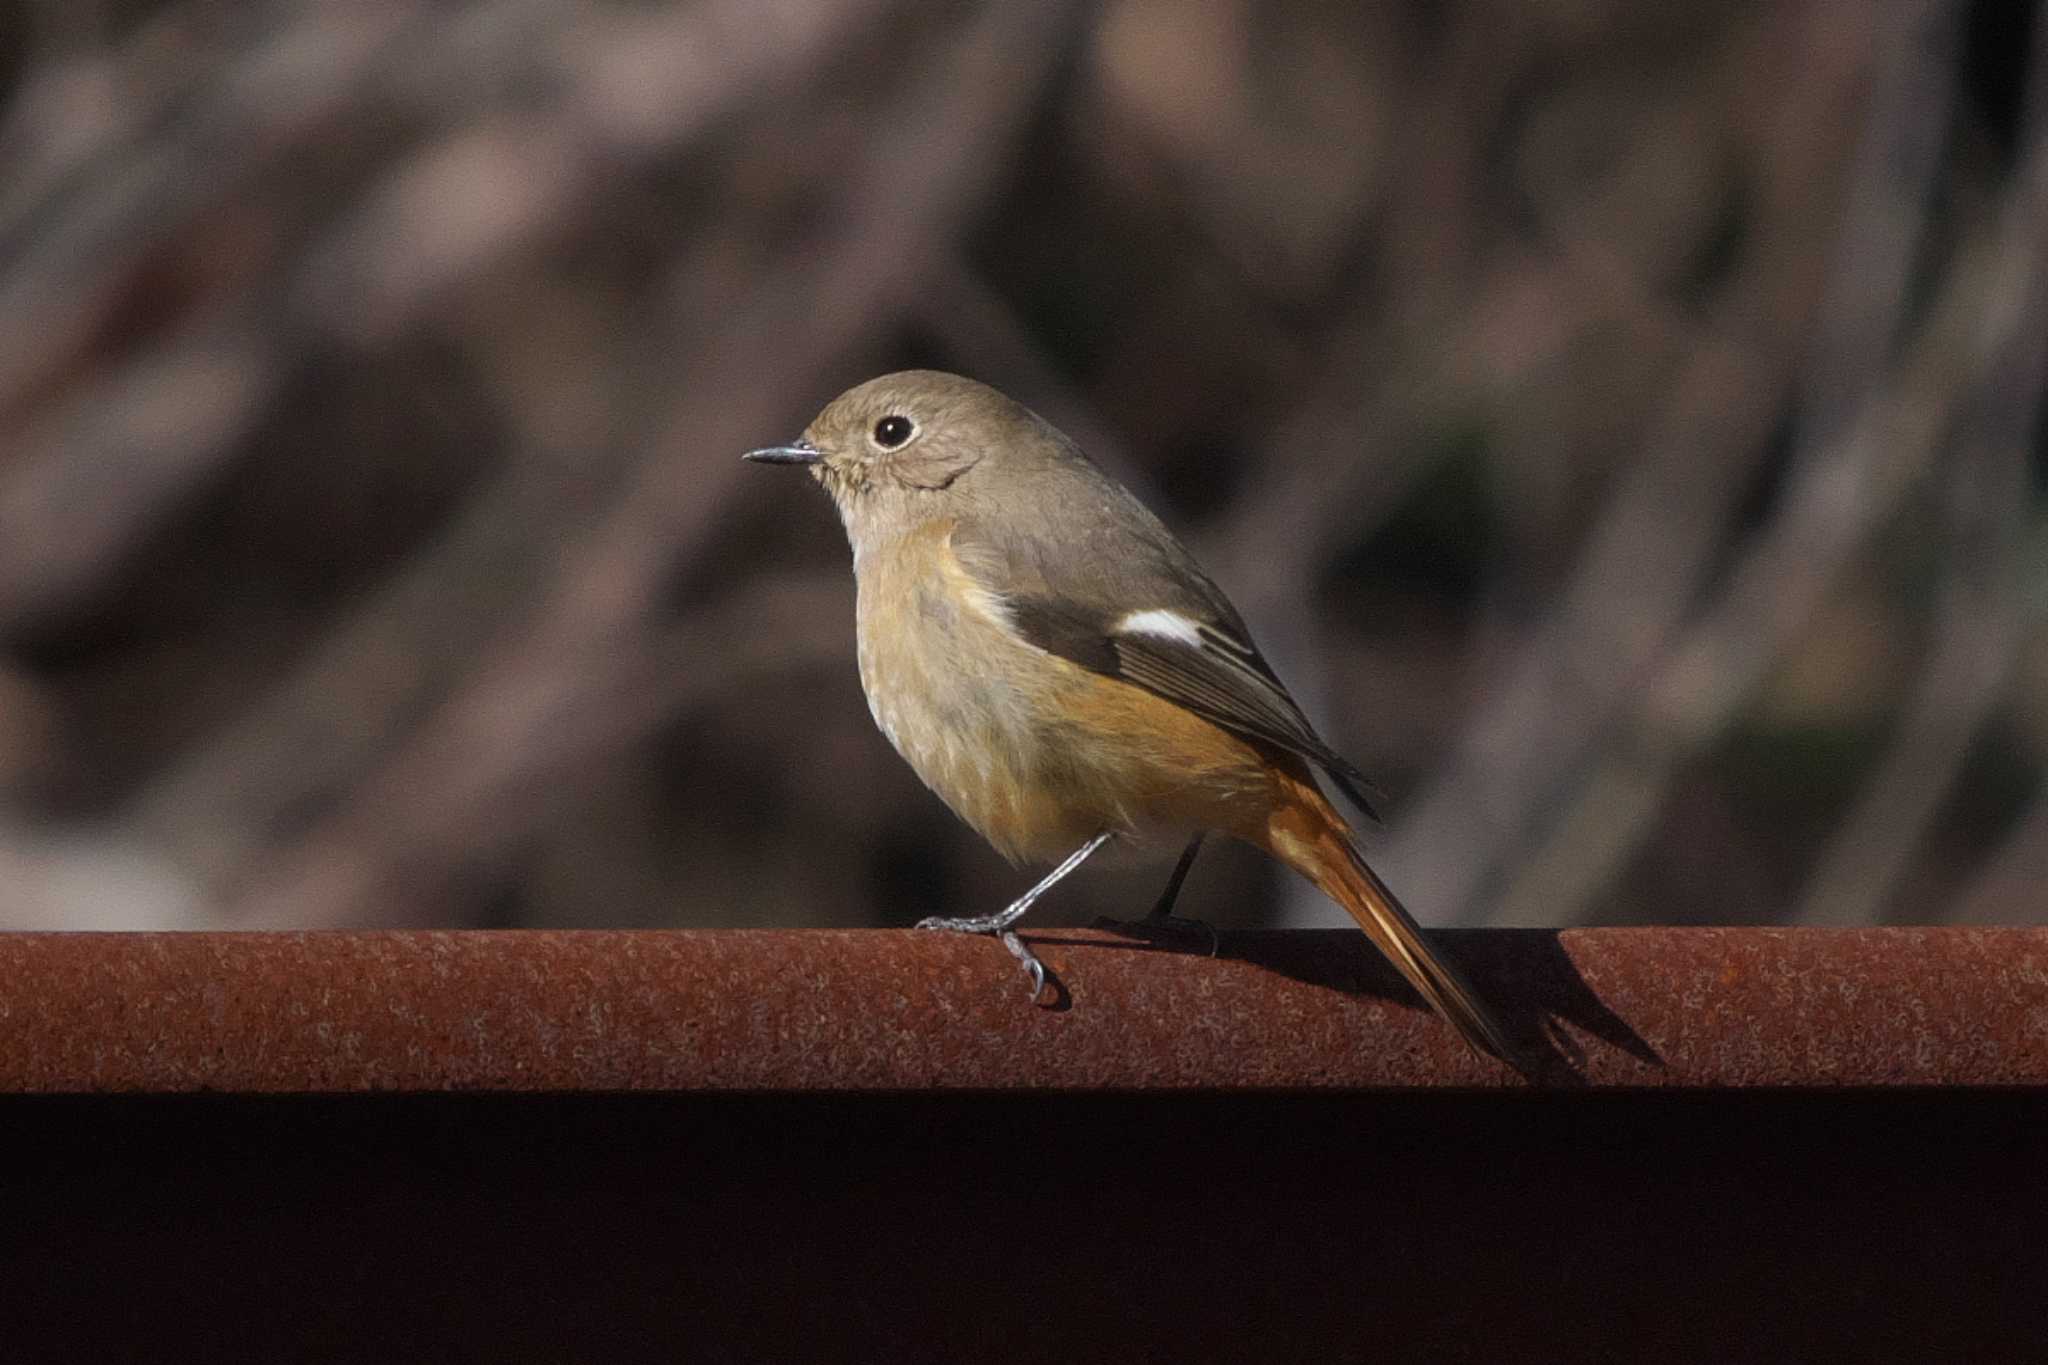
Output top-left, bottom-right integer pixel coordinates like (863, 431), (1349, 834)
(745, 371), (1520, 1070)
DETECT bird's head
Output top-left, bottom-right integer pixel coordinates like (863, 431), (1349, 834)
(744, 370), (1044, 541)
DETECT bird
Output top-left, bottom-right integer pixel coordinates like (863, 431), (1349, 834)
(744, 370), (1521, 1071)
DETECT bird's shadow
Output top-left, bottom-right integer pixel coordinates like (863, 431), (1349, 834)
(1041, 923), (1659, 1086)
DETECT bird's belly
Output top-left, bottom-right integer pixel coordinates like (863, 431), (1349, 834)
(856, 596), (1092, 863)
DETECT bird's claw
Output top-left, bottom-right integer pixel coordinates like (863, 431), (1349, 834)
(1000, 931), (1048, 1001)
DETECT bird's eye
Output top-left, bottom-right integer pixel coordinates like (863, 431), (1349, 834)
(872, 415), (915, 449)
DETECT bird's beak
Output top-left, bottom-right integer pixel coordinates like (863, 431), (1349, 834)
(742, 438), (821, 466)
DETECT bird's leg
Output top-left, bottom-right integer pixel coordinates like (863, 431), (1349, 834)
(1094, 835), (1220, 957)
(1146, 833), (1206, 921)
(919, 831), (1114, 999)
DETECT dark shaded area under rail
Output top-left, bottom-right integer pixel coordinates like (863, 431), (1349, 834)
(4, 1090), (2042, 1361)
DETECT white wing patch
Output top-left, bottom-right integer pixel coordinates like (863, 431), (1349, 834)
(1116, 608), (1205, 647)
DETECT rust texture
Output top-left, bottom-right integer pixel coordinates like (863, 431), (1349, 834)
(0, 926), (2044, 1091)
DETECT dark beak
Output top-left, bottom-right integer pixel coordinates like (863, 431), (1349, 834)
(742, 438), (820, 466)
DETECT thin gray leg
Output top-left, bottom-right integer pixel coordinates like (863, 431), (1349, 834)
(919, 831), (1114, 999)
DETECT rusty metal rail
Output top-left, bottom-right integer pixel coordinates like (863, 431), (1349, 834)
(0, 926), (2043, 1090)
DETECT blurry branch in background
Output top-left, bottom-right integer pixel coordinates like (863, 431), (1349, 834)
(1936, 17), (2048, 926)
(1501, 186), (2044, 926)
(1956, 526), (2048, 919)
(1384, 4), (1881, 922)
(1524, 2), (2048, 929)
(225, 571), (851, 929)
(1796, 117), (2048, 925)
(222, 0), (1084, 927)
(1802, 504), (2048, 926)
(1485, 0), (1983, 926)
(0, 6), (410, 630)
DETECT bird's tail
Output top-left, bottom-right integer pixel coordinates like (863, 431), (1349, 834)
(1257, 768), (1525, 1074)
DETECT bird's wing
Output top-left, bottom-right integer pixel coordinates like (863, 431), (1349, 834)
(950, 500), (1383, 821)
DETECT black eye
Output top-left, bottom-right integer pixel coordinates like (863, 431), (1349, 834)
(872, 415), (915, 449)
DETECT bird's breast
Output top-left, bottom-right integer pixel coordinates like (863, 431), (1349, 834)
(852, 527), (1095, 861)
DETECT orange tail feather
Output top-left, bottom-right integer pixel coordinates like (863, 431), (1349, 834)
(1257, 769), (1524, 1073)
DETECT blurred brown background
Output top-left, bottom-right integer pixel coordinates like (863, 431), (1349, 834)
(1, 0), (2044, 935)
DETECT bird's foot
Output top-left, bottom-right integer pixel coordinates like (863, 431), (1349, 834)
(917, 909), (1019, 935)
(917, 914), (1048, 1001)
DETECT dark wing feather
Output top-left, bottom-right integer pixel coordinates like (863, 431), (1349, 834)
(962, 484), (1383, 822)
(1105, 620), (1382, 822)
